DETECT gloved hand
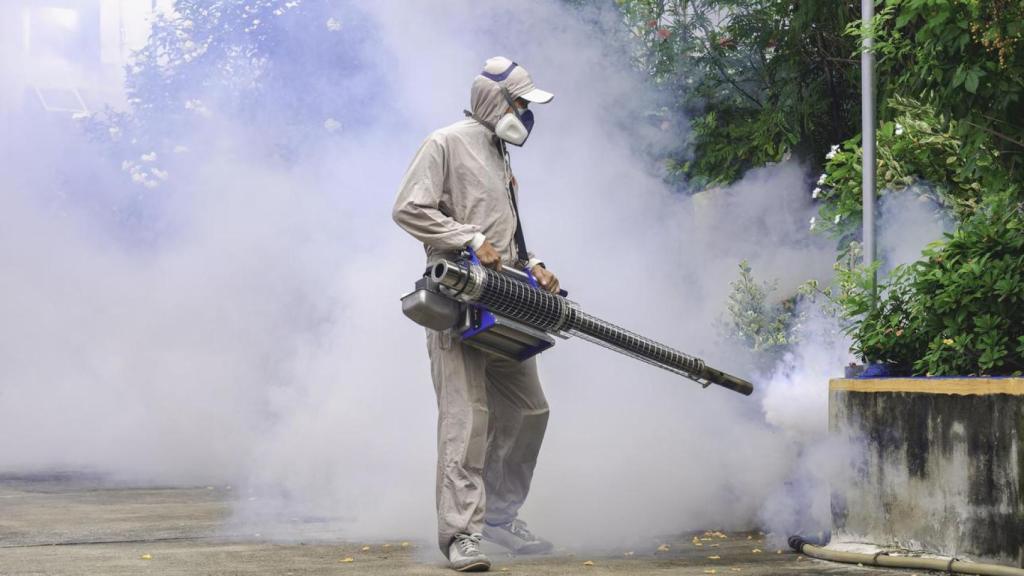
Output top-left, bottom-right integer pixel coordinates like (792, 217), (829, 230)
(532, 265), (560, 294)
(476, 240), (503, 271)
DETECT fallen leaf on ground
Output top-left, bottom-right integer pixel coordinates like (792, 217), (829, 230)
(583, 560), (595, 566)
(703, 570), (717, 575)
(140, 554), (152, 560)
(361, 546), (370, 551)
(708, 555), (721, 560)
(340, 557), (354, 563)
(776, 550), (782, 554)
(710, 543), (720, 548)
(730, 569), (742, 572)
(401, 541), (410, 548)
(751, 549), (762, 554)
(500, 568), (510, 572)
(657, 544), (671, 552)
(382, 544), (391, 549)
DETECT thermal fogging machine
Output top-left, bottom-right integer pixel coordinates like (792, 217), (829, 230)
(401, 251), (753, 396)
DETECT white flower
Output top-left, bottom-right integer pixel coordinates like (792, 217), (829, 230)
(809, 216), (817, 231)
(816, 173), (827, 186)
(151, 168), (169, 180)
(834, 214), (842, 224)
(141, 152), (157, 162)
(326, 17), (342, 31)
(825, 144), (839, 160)
(812, 187), (821, 199)
(324, 118), (342, 133)
(895, 123), (905, 136)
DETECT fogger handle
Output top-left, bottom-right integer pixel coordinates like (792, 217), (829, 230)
(702, 366), (754, 396)
(465, 249), (568, 297)
(500, 265), (569, 298)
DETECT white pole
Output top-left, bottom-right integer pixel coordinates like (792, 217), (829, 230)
(862, 0), (877, 296)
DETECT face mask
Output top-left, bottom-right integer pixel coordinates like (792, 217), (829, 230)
(494, 88), (534, 147)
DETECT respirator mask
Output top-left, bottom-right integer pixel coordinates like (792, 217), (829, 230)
(494, 87), (534, 147)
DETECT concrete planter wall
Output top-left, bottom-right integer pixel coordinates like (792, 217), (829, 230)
(830, 377), (1024, 567)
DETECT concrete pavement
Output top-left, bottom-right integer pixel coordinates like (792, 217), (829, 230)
(0, 473), (905, 575)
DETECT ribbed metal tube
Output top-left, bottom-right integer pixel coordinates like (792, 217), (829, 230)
(431, 259), (753, 396)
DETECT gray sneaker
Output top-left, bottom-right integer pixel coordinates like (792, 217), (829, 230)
(448, 533), (491, 572)
(483, 519), (553, 555)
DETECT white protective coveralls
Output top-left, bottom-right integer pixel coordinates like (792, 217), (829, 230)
(392, 58), (552, 554)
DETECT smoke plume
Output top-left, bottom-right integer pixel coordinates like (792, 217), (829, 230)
(0, 0), (913, 550)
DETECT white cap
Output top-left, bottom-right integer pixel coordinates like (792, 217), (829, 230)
(481, 56), (554, 104)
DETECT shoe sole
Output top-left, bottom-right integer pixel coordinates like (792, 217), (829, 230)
(453, 560), (491, 572)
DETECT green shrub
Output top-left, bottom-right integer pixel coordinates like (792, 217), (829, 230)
(721, 261), (797, 371)
(835, 199), (1024, 376)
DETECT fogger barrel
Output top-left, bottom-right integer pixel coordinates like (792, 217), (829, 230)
(431, 259), (754, 396)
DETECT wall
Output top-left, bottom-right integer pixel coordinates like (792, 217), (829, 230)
(830, 378), (1024, 567)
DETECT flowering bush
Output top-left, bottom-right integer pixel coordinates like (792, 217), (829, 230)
(813, 97), (1011, 239)
(832, 198), (1024, 375)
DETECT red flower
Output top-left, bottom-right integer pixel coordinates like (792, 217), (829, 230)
(657, 27), (671, 40)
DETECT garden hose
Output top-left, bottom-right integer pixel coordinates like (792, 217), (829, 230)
(789, 536), (1024, 576)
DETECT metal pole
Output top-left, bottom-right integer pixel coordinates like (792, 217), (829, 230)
(862, 0), (877, 296)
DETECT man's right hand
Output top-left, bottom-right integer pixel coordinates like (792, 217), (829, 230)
(475, 240), (502, 271)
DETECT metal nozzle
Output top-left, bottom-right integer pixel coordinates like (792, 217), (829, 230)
(431, 260), (466, 290)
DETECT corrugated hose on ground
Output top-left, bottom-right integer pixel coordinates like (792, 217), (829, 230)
(789, 536), (1024, 576)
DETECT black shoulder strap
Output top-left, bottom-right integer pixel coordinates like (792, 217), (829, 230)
(509, 183), (530, 265)
(497, 139), (530, 264)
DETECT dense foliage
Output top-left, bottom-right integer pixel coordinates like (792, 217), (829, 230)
(815, 0), (1024, 374)
(618, 0), (861, 187)
(616, 0), (1023, 375)
(819, 0), (1023, 234)
(834, 199), (1024, 375)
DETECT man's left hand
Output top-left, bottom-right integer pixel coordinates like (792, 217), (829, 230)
(532, 265), (560, 294)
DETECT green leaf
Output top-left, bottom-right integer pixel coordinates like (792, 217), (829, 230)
(964, 70), (980, 94)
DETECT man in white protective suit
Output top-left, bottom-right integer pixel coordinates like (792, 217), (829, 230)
(393, 56), (560, 572)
